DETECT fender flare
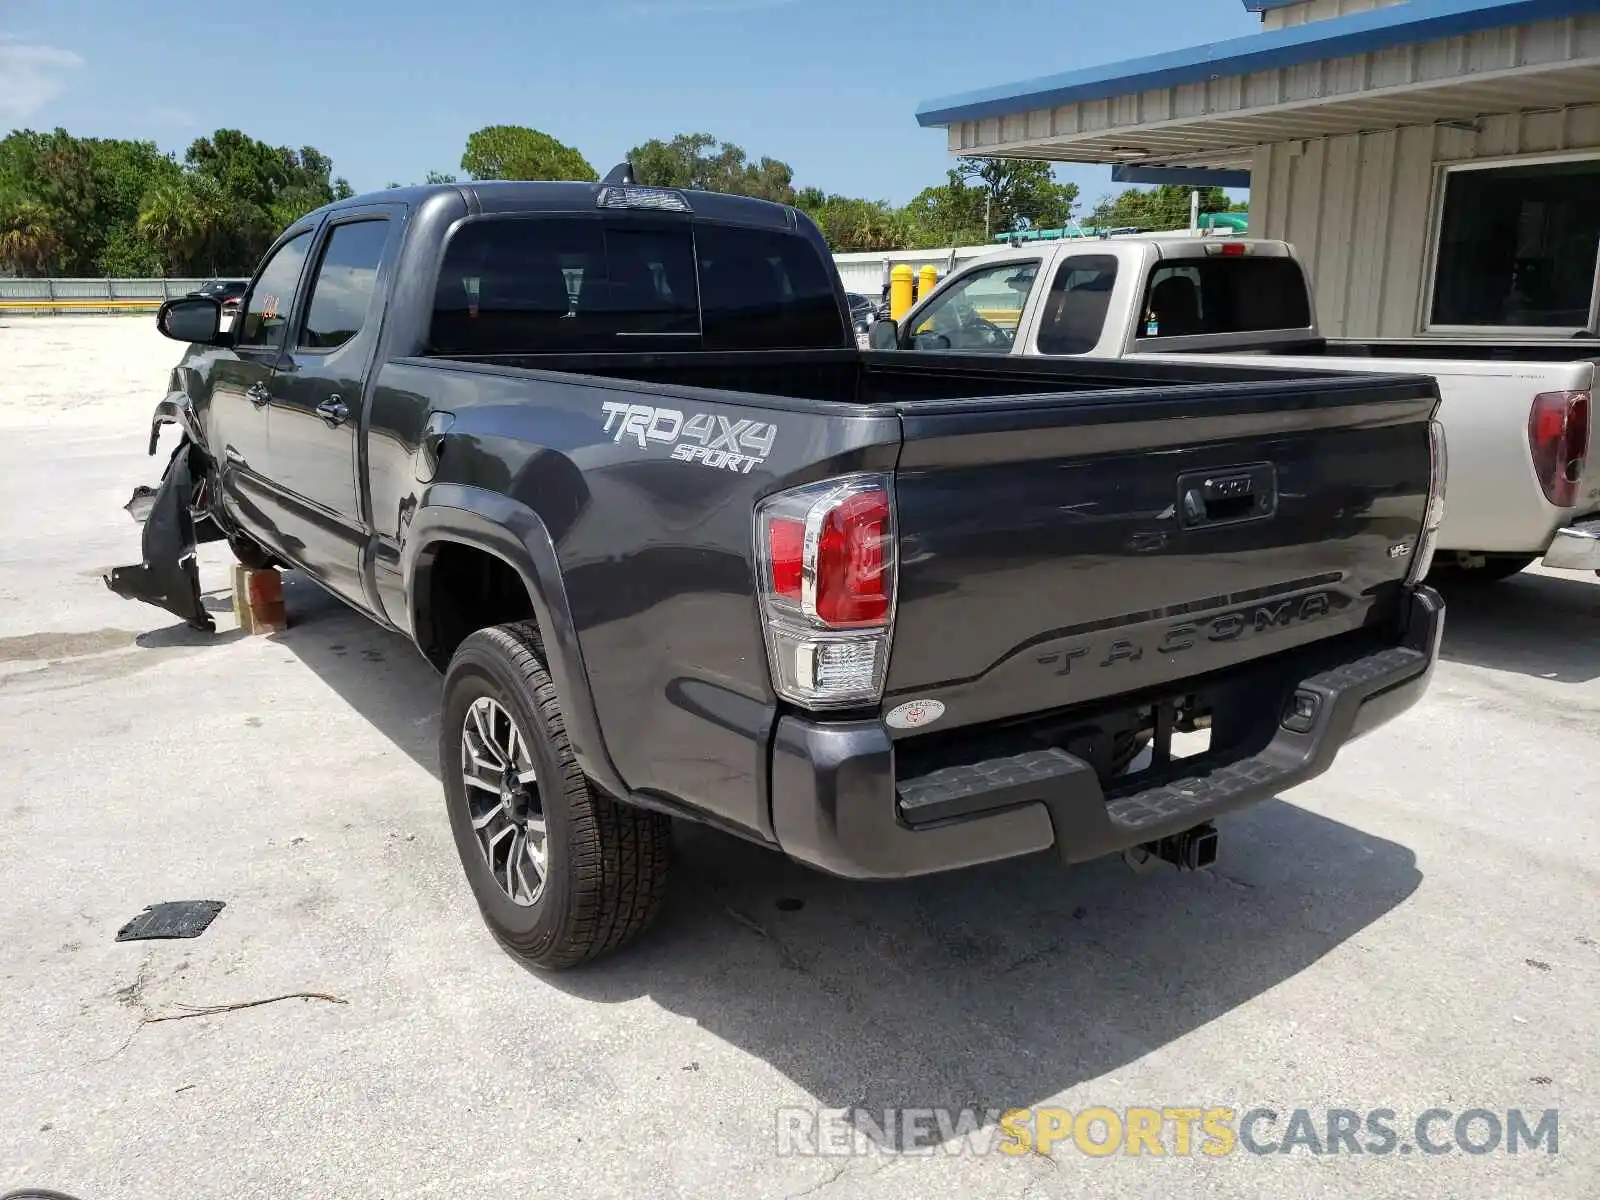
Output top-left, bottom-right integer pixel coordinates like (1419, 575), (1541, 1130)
(148, 393), (203, 457)
(401, 484), (629, 800)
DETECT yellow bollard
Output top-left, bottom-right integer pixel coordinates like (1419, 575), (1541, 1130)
(918, 264), (938, 304)
(889, 264), (915, 322)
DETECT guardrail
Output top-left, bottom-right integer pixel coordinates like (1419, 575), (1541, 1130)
(0, 278), (210, 315)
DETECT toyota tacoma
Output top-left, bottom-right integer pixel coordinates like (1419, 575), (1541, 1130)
(108, 166), (1447, 968)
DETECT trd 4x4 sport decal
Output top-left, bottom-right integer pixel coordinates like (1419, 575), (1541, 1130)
(600, 401), (777, 474)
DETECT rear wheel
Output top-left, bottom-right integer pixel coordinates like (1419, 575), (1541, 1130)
(1429, 551), (1537, 585)
(440, 621), (672, 969)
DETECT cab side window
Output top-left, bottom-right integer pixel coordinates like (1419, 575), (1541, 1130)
(905, 260), (1039, 353)
(299, 220), (390, 351)
(236, 231), (314, 350)
(1036, 255), (1118, 355)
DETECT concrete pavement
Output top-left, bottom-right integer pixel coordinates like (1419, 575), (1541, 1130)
(0, 317), (1595, 1199)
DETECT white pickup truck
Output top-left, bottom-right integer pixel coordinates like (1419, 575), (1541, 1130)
(871, 235), (1599, 583)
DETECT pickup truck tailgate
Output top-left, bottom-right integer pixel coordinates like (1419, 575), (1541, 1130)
(883, 376), (1438, 731)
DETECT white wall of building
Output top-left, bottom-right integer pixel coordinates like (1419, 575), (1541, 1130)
(1247, 102), (1600, 337)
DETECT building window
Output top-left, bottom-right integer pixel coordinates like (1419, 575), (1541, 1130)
(1429, 157), (1600, 333)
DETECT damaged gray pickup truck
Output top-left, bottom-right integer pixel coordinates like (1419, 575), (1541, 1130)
(108, 171), (1447, 968)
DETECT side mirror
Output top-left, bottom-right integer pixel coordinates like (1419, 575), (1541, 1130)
(157, 296), (225, 345)
(867, 319), (899, 350)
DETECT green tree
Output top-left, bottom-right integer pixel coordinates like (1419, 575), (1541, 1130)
(182, 128), (354, 270)
(137, 173), (228, 275)
(460, 126), (595, 182)
(739, 156), (796, 204)
(0, 200), (65, 276)
(136, 179), (201, 273)
(901, 173), (987, 249)
(0, 125), (353, 276)
(796, 192), (909, 252)
(0, 128), (183, 274)
(627, 133), (796, 204)
(1089, 184), (1231, 231)
(629, 132), (734, 190)
(951, 158), (1080, 235)
(99, 224), (162, 277)
(185, 129), (289, 209)
(386, 171), (458, 189)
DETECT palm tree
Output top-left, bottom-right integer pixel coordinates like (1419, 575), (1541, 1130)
(184, 174), (228, 276)
(138, 175), (231, 275)
(0, 202), (65, 276)
(137, 180), (202, 275)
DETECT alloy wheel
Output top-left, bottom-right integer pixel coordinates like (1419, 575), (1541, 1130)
(459, 695), (547, 906)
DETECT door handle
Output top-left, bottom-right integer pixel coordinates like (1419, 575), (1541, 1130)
(316, 396), (350, 427)
(246, 382), (270, 407)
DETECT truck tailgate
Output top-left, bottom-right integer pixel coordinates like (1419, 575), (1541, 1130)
(884, 376), (1438, 731)
(1134, 349), (1599, 550)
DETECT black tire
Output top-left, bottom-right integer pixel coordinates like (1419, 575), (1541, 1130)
(1429, 552), (1537, 585)
(440, 621), (672, 969)
(228, 532), (281, 571)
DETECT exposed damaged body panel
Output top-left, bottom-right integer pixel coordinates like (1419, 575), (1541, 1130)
(104, 441), (215, 633)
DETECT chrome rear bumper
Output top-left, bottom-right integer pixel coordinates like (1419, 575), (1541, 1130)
(1543, 516), (1600, 572)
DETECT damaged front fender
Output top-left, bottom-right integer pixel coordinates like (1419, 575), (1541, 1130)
(104, 440), (215, 633)
(148, 393), (202, 457)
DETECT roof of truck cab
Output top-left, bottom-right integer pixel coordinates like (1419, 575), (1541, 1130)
(974, 234), (1294, 261)
(324, 180), (800, 230)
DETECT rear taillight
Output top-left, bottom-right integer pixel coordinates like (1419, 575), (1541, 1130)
(1528, 390), (1590, 509)
(1407, 418), (1448, 586)
(755, 474), (895, 709)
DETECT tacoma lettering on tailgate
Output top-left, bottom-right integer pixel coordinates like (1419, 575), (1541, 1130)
(1037, 590), (1350, 675)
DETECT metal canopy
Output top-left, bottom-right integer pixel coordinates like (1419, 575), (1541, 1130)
(918, 0), (1600, 170)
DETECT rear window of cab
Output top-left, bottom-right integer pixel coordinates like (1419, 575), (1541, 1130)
(429, 215), (847, 354)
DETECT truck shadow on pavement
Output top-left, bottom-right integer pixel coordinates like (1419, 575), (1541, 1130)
(274, 572), (1423, 1149)
(559, 812), (1419, 1151)
(1433, 570), (1600, 683)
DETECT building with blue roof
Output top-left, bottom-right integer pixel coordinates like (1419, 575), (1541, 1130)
(915, 0), (1600, 338)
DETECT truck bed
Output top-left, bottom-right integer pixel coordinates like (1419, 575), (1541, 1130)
(426, 346), (1426, 406)
(1190, 337), (1600, 367)
(377, 346), (1439, 830)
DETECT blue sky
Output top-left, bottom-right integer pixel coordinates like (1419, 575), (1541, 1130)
(0, 0), (1259, 209)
